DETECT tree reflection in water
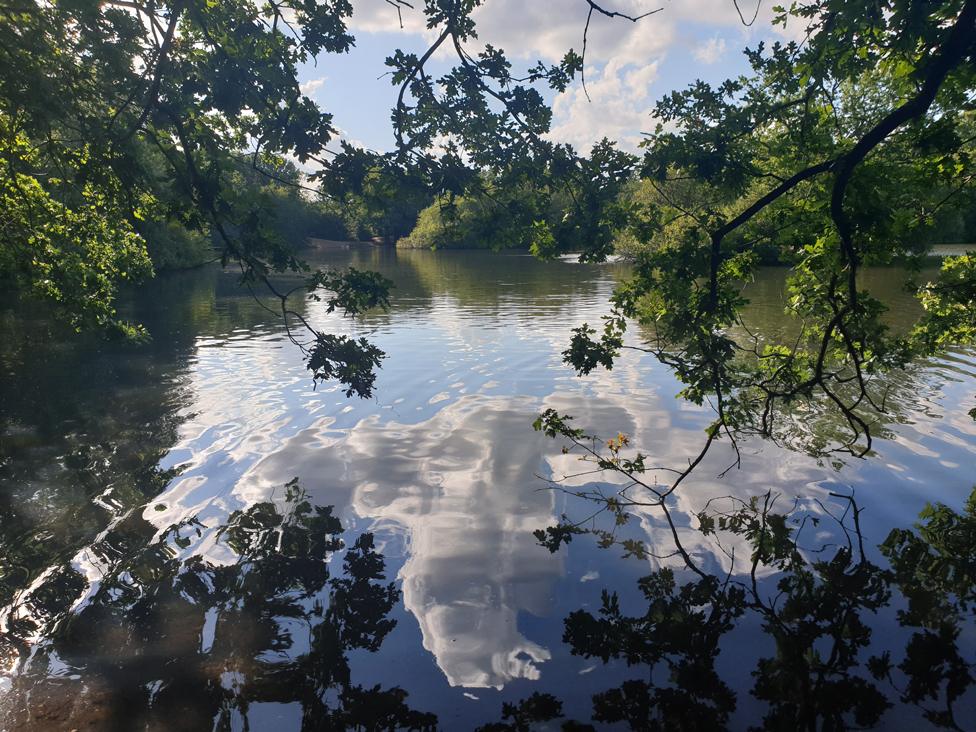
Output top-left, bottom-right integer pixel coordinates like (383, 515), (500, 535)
(1, 479), (436, 731)
(2, 476), (973, 730)
(476, 413), (976, 731)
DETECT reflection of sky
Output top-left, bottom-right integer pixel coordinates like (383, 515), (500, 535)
(145, 253), (622, 691)
(140, 252), (976, 700)
(249, 396), (562, 688)
(5, 251), (975, 725)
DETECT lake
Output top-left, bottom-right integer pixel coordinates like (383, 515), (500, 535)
(1, 246), (974, 729)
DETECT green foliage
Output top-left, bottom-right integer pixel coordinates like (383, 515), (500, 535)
(0, 0), (393, 396)
(306, 334), (385, 398)
(532, 408), (585, 440)
(0, 122), (153, 335)
(5, 0), (975, 410)
(260, 186), (348, 247)
(322, 152), (433, 242)
(140, 219), (214, 271)
(913, 254), (976, 350)
(564, 317), (625, 376)
(1, 0), (350, 283)
(400, 190), (539, 250)
(553, 1), (976, 460)
(396, 140), (637, 254)
(882, 491), (976, 632)
(309, 267), (394, 315)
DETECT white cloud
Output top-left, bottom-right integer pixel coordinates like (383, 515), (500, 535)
(350, 0), (692, 63)
(693, 36), (727, 64)
(348, 0), (775, 61)
(547, 59), (659, 152)
(466, 0), (673, 64)
(348, 0), (431, 35)
(300, 77), (327, 96)
(342, 0), (791, 153)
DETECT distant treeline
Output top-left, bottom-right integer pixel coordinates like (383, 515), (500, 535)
(148, 133), (975, 270)
(390, 175), (976, 261)
(337, 158), (976, 263)
(151, 168), (975, 269)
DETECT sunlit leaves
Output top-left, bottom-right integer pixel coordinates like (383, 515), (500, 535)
(0, 121), (153, 335)
(306, 334), (385, 398)
(532, 408), (585, 440)
(0, 0), (403, 396)
(913, 253), (976, 350)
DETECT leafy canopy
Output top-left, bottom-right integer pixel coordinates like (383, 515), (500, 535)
(0, 0), (387, 394)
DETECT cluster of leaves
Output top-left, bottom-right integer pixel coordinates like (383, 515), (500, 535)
(307, 333), (386, 398)
(309, 267), (394, 316)
(913, 253), (976, 354)
(320, 145), (436, 243)
(0, 112), (153, 336)
(1, 0), (391, 394)
(559, 0), (976, 473)
(384, 0), (580, 171)
(350, 135), (636, 259)
(399, 183), (550, 251)
(564, 569), (742, 729)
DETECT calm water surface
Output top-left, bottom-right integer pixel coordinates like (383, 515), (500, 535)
(0, 247), (973, 729)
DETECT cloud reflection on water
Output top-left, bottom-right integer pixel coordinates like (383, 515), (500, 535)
(245, 395), (563, 689)
(139, 253), (976, 695)
(4, 251), (974, 723)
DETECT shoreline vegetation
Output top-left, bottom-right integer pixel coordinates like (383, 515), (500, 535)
(381, 178), (976, 260)
(309, 236), (975, 261)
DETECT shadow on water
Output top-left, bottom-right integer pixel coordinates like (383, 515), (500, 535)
(2, 475), (973, 730)
(0, 479), (436, 730)
(0, 266), (291, 648)
(489, 483), (976, 731)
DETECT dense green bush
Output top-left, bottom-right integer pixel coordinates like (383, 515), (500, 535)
(322, 163), (432, 243)
(140, 188), (347, 272)
(398, 142), (637, 256)
(397, 193), (539, 250)
(264, 188), (347, 246)
(141, 220), (214, 271)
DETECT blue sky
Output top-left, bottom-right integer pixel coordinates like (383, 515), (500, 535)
(296, 1), (785, 154)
